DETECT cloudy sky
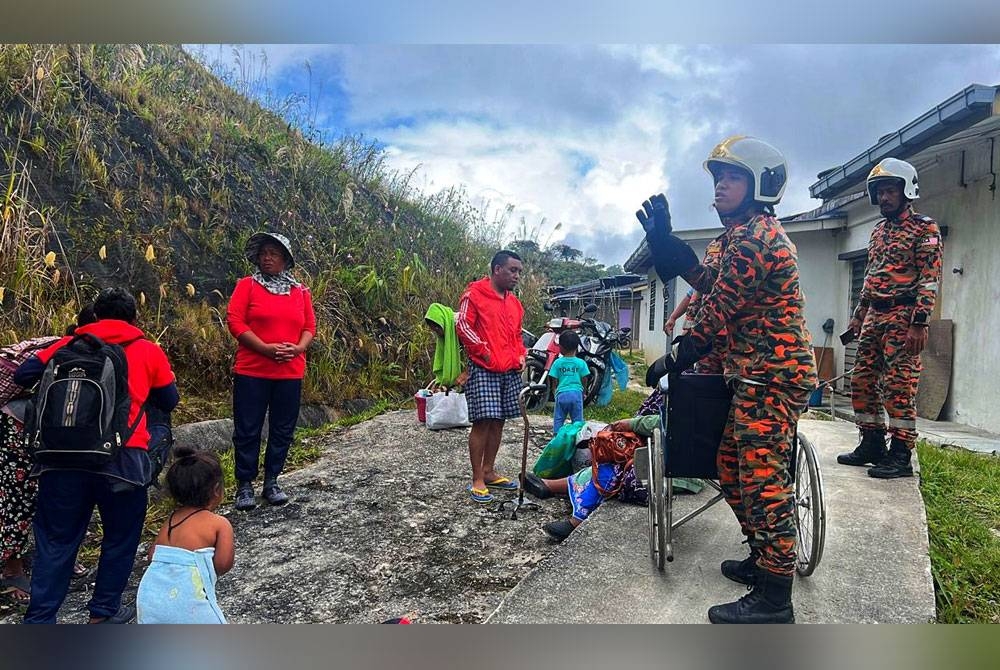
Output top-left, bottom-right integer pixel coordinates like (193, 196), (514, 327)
(193, 44), (1000, 267)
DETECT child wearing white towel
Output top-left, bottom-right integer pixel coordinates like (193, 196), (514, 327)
(137, 446), (234, 623)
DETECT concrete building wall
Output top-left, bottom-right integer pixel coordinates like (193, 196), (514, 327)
(792, 228), (841, 353)
(641, 239), (709, 364)
(909, 137), (1000, 432)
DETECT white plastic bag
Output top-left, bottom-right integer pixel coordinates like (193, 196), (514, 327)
(425, 390), (472, 430)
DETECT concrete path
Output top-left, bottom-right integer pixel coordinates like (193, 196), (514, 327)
(823, 392), (1000, 455)
(488, 417), (937, 624)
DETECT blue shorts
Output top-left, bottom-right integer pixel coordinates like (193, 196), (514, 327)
(465, 363), (524, 422)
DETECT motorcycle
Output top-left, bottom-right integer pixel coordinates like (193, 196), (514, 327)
(617, 327), (632, 350)
(522, 303), (620, 412)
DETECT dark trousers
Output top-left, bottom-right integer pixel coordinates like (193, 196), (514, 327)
(232, 374), (302, 484)
(24, 470), (147, 623)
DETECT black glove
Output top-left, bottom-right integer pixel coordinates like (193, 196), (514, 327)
(635, 193), (698, 281)
(671, 334), (712, 373)
(636, 193), (673, 236)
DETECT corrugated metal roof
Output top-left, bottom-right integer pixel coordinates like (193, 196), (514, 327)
(809, 83), (999, 200)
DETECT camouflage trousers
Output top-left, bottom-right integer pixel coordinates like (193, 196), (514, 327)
(851, 305), (921, 447)
(717, 381), (809, 577)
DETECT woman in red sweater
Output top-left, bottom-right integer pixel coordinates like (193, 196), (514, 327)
(226, 232), (316, 510)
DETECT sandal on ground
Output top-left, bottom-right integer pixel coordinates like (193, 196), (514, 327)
(467, 485), (494, 504)
(1, 574), (31, 604)
(71, 562), (90, 579)
(484, 476), (519, 491)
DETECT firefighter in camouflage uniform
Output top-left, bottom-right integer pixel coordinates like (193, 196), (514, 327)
(636, 135), (816, 624)
(837, 158), (943, 479)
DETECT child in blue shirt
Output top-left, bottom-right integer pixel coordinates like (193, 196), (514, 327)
(548, 330), (590, 434)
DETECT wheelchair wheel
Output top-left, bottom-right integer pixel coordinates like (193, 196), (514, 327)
(648, 428), (667, 571)
(794, 433), (826, 576)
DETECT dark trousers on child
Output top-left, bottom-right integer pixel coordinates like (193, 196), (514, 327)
(24, 470), (147, 623)
(232, 374), (302, 484)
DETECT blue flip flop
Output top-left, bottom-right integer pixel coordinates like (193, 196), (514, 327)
(485, 477), (519, 491)
(467, 485), (494, 503)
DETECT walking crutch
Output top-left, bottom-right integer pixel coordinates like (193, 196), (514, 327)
(499, 384), (548, 520)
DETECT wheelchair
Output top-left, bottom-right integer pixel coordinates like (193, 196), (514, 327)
(634, 372), (826, 576)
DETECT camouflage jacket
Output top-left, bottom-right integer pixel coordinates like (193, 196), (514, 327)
(684, 231), (728, 327)
(854, 206), (942, 326)
(686, 213), (817, 390)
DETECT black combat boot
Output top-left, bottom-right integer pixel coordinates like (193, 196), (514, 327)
(721, 547), (759, 586)
(708, 568), (794, 624)
(867, 437), (914, 479)
(836, 429), (887, 466)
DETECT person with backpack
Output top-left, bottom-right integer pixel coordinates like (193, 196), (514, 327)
(14, 287), (179, 624)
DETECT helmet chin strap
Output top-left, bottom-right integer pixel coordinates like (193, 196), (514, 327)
(715, 192), (760, 226)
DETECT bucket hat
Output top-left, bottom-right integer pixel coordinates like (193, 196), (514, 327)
(245, 231), (295, 268)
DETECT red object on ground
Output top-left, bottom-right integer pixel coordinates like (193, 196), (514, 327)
(414, 393), (427, 422)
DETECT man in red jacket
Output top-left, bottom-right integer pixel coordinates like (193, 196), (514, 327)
(456, 251), (527, 504)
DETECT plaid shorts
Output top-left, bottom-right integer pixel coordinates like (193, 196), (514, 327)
(465, 363), (525, 422)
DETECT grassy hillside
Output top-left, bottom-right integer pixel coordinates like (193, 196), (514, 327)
(0, 44), (521, 415)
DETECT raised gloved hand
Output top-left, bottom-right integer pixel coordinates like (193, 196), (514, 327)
(636, 193), (673, 236)
(636, 193), (699, 281)
(671, 334), (712, 374)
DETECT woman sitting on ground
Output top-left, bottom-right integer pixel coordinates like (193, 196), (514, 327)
(524, 389), (702, 541)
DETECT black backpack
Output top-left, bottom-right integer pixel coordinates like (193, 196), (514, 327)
(24, 333), (141, 469)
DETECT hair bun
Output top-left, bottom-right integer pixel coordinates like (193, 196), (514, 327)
(172, 445), (198, 460)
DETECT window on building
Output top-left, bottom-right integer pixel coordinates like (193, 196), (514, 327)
(664, 278), (676, 328)
(648, 279), (657, 331)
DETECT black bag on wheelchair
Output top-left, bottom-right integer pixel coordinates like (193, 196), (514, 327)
(664, 373), (732, 479)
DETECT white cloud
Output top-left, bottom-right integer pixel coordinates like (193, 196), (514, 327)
(241, 44), (1000, 266)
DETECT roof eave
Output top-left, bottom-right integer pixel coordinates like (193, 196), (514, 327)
(809, 83), (999, 201)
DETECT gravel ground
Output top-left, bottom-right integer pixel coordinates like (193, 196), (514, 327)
(1, 409), (566, 624)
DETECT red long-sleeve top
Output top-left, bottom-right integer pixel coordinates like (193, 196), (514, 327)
(226, 277), (317, 380)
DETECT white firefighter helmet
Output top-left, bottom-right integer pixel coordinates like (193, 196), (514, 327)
(703, 135), (788, 206)
(866, 157), (919, 205)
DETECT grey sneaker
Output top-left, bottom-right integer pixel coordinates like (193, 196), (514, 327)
(262, 482), (289, 506)
(235, 483), (256, 511)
